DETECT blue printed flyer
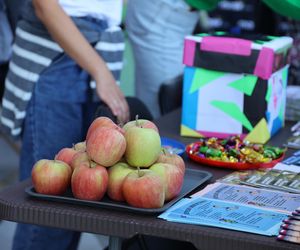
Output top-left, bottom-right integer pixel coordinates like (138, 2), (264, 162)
(159, 197), (287, 236)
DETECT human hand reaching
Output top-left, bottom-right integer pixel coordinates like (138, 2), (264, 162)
(95, 69), (130, 125)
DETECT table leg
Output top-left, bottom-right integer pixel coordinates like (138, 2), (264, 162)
(108, 236), (123, 250)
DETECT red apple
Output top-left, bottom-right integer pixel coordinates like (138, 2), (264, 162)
(149, 163), (184, 201)
(55, 147), (79, 166)
(123, 118), (159, 133)
(107, 162), (135, 201)
(122, 169), (165, 208)
(86, 116), (124, 141)
(86, 126), (126, 167)
(125, 127), (161, 168)
(31, 159), (72, 195)
(71, 162), (108, 201)
(70, 150), (90, 170)
(156, 150), (185, 175)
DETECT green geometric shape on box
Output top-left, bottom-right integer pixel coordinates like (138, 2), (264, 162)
(211, 100), (253, 131)
(279, 67), (288, 122)
(282, 67), (288, 87)
(196, 33), (210, 37)
(228, 75), (258, 96)
(279, 102), (285, 122)
(254, 40), (267, 45)
(215, 31), (226, 35)
(265, 83), (272, 103)
(267, 36), (278, 40)
(190, 68), (225, 94)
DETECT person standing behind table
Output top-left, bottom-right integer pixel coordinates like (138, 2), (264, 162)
(125, 0), (219, 119)
(261, 0), (300, 86)
(0, 0), (129, 250)
(0, 0), (13, 99)
(4, 0), (26, 32)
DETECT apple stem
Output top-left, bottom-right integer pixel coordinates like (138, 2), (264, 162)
(135, 114), (140, 127)
(137, 166), (142, 177)
(162, 147), (167, 155)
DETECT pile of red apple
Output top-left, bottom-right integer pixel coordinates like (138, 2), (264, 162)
(31, 116), (186, 209)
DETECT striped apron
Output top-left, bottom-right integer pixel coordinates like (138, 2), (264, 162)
(0, 10), (125, 140)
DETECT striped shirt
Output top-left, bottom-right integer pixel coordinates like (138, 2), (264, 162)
(0, 7), (124, 140)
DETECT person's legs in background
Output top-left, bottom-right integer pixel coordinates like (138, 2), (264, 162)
(125, 0), (199, 119)
(0, 0), (13, 101)
(0, 63), (8, 100)
(12, 51), (99, 250)
(12, 93), (96, 250)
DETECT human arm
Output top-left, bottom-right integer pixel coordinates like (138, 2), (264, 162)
(32, 0), (130, 124)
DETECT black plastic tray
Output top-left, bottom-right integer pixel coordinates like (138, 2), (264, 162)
(25, 168), (212, 214)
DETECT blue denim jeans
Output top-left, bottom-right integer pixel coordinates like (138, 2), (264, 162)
(12, 27), (104, 250)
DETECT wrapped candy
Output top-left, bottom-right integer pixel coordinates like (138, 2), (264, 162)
(188, 135), (285, 164)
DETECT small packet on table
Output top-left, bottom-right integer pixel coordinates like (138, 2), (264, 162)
(216, 170), (252, 184)
(284, 173), (300, 193)
(255, 169), (282, 186)
(271, 171), (298, 188)
(285, 136), (300, 150)
(240, 169), (268, 186)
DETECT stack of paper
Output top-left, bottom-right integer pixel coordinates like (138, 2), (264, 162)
(277, 208), (300, 244)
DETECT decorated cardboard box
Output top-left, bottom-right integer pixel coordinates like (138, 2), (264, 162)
(181, 33), (293, 143)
